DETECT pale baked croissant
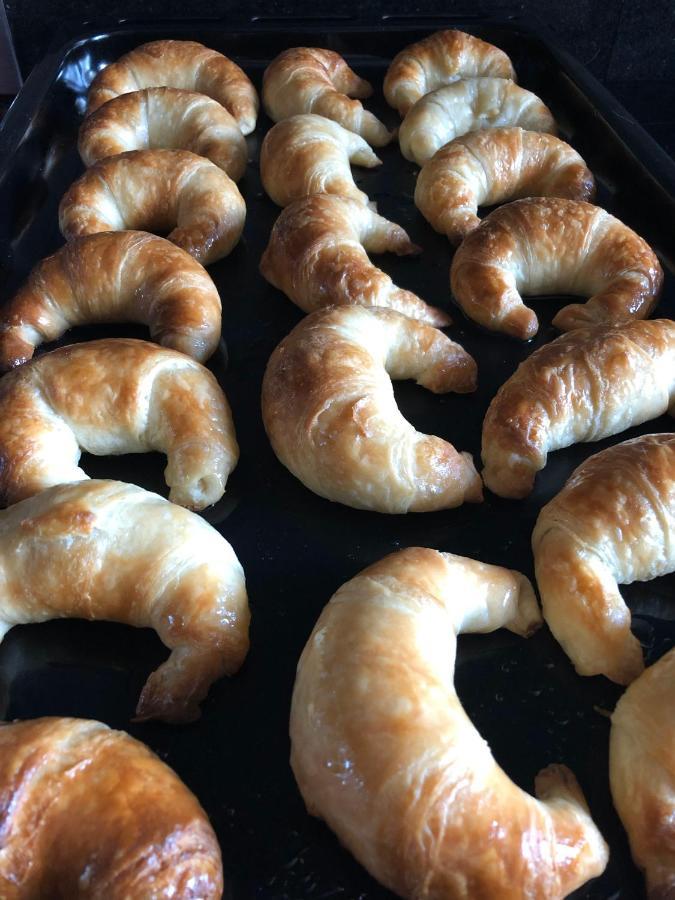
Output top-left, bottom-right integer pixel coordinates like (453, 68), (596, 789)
(59, 149), (246, 266)
(260, 113), (381, 207)
(0, 480), (250, 722)
(261, 306), (481, 513)
(262, 47), (393, 147)
(399, 77), (556, 165)
(291, 546), (609, 898)
(415, 127), (595, 245)
(0, 231), (222, 370)
(482, 320), (675, 498)
(384, 29), (516, 116)
(0, 717), (223, 898)
(451, 198), (663, 339)
(532, 433), (675, 685)
(87, 39), (258, 134)
(0, 338), (238, 510)
(610, 647), (675, 898)
(79, 87), (248, 180)
(260, 194), (450, 326)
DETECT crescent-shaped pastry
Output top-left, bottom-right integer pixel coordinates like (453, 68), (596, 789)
(0, 717), (223, 898)
(260, 194), (450, 326)
(450, 198), (663, 339)
(399, 77), (556, 165)
(262, 47), (393, 147)
(482, 320), (675, 498)
(610, 647), (675, 898)
(290, 547), (609, 898)
(78, 87), (248, 180)
(415, 127), (595, 245)
(261, 306), (481, 513)
(0, 231), (222, 370)
(0, 480), (250, 722)
(59, 149), (246, 266)
(384, 29), (516, 116)
(532, 433), (675, 685)
(86, 39), (258, 134)
(260, 113), (381, 207)
(0, 338), (238, 510)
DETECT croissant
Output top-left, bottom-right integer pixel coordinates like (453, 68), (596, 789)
(450, 198), (663, 339)
(86, 39), (258, 134)
(260, 194), (450, 326)
(290, 546), (609, 898)
(262, 47), (393, 147)
(532, 433), (675, 685)
(0, 338), (238, 510)
(79, 87), (248, 180)
(610, 647), (675, 898)
(482, 320), (675, 498)
(0, 717), (223, 898)
(399, 77), (556, 165)
(384, 29), (516, 116)
(260, 113), (381, 207)
(415, 127), (595, 245)
(59, 149), (246, 266)
(0, 479), (250, 722)
(261, 306), (481, 513)
(0, 231), (221, 370)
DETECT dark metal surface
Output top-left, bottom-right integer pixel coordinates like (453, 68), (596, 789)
(0, 17), (673, 899)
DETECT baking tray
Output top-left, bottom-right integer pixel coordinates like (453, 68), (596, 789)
(1, 14), (674, 899)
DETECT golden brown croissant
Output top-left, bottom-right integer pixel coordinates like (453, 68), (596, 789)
(0, 231), (222, 370)
(0, 480), (249, 722)
(0, 717), (223, 898)
(482, 320), (675, 498)
(86, 38), (258, 134)
(262, 47), (393, 147)
(384, 29), (516, 116)
(0, 338), (238, 510)
(610, 647), (675, 898)
(415, 127), (595, 245)
(291, 546), (609, 898)
(59, 149), (246, 266)
(532, 433), (675, 685)
(399, 77), (556, 165)
(261, 306), (481, 513)
(260, 194), (450, 326)
(260, 113), (381, 207)
(451, 198), (663, 339)
(79, 87), (247, 180)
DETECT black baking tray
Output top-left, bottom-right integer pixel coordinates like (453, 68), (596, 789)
(1, 14), (674, 899)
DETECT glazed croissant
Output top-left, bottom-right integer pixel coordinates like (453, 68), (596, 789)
(291, 547), (609, 899)
(384, 29), (516, 115)
(261, 306), (481, 513)
(260, 194), (450, 326)
(262, 47), (393, 147)
(87, 38), (258, 134)
(0, 231), (222, 370)
(482, 320), (675, 498)
(415, 127), (595, 245)
(0, 480), (250, 722)
(59, 149), (246, 266)
(610, 647), (675, 898)
(79, 87), (248, 180)
(532, 433), (675, 685)
(399, 77), (556, 166)
(0, 717), (223, 898)
(451, 198), (663, 339)
(260, 113), (381, 207)
(0, 338), (238, 510)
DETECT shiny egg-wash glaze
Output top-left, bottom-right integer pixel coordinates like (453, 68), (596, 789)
(290, 547), (609, 899)
(0, 717), (224, 899)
